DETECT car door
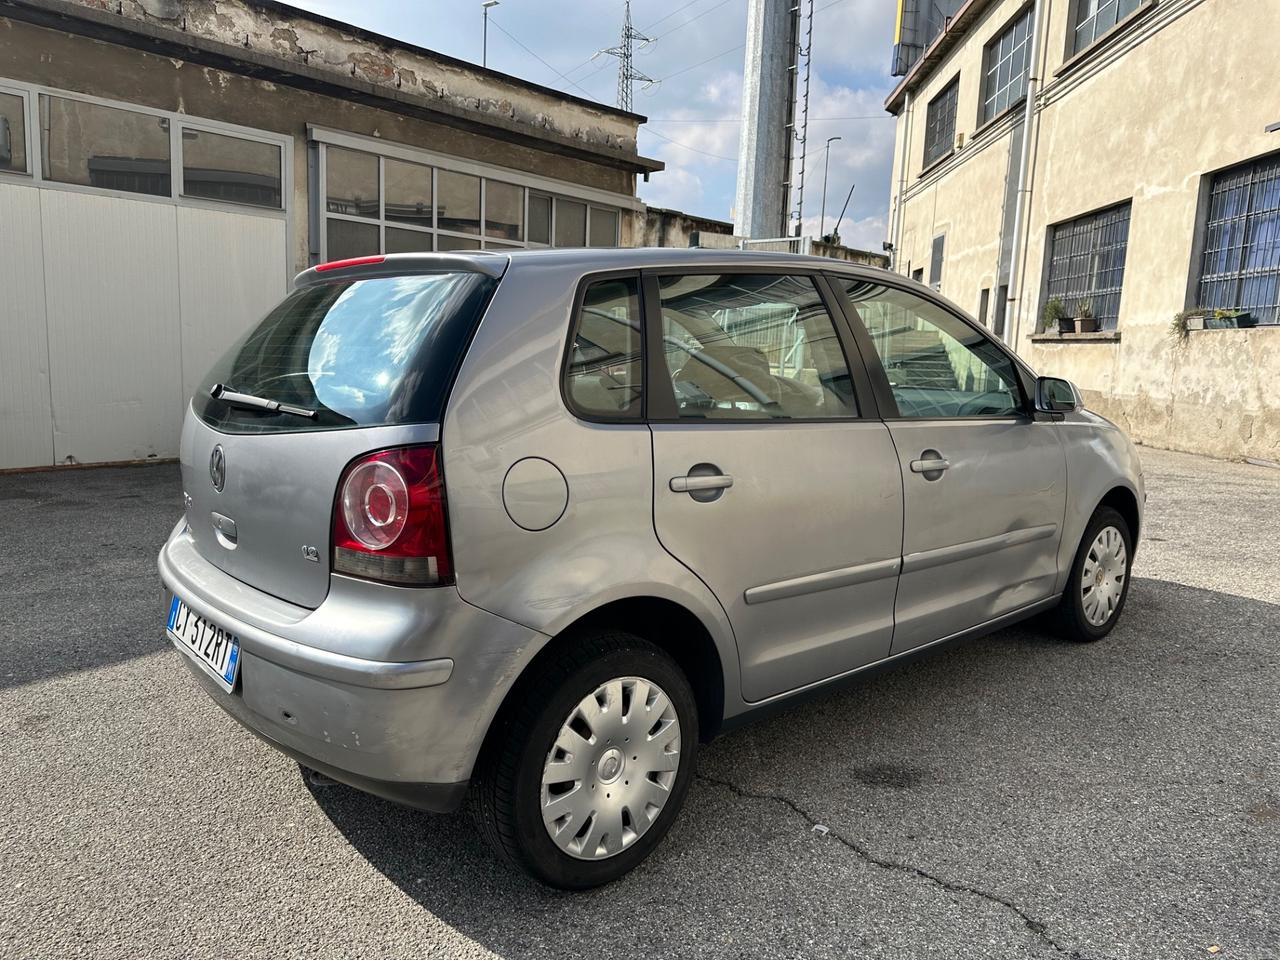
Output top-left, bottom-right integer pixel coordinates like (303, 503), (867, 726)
(646, 271), (903, 703)
(829, 276), (1067, 655)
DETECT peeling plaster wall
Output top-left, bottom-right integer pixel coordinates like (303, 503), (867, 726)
(889, 0), (1280, 462)
(68, 0), (639, 153)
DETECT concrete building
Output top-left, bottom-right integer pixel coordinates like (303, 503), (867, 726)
(0, 0), (662, 470)
(885, 0), (1280, 462)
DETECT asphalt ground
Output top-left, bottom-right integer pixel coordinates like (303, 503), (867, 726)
(1, 446), (1276, 959)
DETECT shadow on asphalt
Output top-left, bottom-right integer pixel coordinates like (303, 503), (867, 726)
(305, 575), (1280, 958)
(0, 464), (181, 690)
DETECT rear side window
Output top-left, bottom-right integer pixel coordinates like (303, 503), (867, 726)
(195, 272), (496, 433)
(657, 274), (857, 420)
(564, 277), (643, 419)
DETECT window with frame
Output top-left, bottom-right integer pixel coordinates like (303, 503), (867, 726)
(41, 94), (171, 197)
(657, 274), (857, 421)
(181, 128), (282, 209)
(1072, 0), (1140, 54)
(0, 91), (27, 173)
(1197, 153), (1280, 325)
(564, 278), (644, 419)
(982, 7), (1033, 123)
(922, 78), (959, 168)
(1045, 202), (1132, 330)
(837, 279), (1023, 419)
(320, 143), (620, 260)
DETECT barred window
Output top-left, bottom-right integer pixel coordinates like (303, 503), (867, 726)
(1197, 154), (1280, 325)
(1045, 202), (1132, 330)
(922, 78), (959, 168)
(982, 8), (1032, 123)
(1073, 0), (1140, 54)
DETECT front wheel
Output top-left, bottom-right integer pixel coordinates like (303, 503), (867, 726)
(1056, 505), (1133, 642)
(470, 630), (698, 888)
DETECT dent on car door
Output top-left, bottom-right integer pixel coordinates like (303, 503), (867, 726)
(646, 272), (903, 703)
(829, 277), (1067, 654)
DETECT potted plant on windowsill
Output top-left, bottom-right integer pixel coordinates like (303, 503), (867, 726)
(1041, 297), (1071, 335)
(1074, 301), (1099, 334)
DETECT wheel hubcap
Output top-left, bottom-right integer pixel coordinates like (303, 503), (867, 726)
(540, 676), (681, 861)
(1081, 525), (1127, 627)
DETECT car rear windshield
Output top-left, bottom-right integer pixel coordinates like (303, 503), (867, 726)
(194, 272), (496, 434)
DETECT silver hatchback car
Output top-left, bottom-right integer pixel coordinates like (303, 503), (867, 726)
(160, 248), (1143, 888)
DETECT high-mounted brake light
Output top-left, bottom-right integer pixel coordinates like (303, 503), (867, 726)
(315, 255), (387, 272)
(332, 445), (453, 586)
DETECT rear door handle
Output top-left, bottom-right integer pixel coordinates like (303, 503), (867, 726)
(669, 474), (734, 493)
(909, 458), (950, 473)
(910, 450), (950, 481)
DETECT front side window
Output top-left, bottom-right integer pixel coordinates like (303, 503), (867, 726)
(923, 78), (959, 168)
(182, 128), (282, 209)
(41, 94), (171, 197)
(657, 274), (857, 421)
(982, 8), (1033, 123)
(1045, 201), (1132, 329)
(0, 91), (27, 173)
(1073, 0), (1140, 53)
(564, 278), (643, 419)
(1197, 153), (1280, 325)
(838, 280), (1023, 419)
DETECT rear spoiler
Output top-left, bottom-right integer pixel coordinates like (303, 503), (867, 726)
(294, 252), (509, 288)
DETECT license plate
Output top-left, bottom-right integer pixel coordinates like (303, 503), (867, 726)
(167, 596), (241, 693)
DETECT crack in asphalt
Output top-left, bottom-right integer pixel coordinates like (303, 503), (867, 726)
(697, 772), (1110, 960)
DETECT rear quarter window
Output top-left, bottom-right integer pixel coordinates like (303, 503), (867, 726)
(195, 272), (496, 433)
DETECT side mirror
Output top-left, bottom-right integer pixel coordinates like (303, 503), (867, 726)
(1035, 376), (1080, 415)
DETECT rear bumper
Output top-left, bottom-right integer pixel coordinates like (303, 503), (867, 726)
(158, 522), (549, 809)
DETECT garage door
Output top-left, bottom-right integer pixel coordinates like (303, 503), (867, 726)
(0, 82), (290, 470)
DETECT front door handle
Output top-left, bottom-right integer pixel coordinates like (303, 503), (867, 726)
(669, 474), (734, 493)
(909, 450), (950, 481)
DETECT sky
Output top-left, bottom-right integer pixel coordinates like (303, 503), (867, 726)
(289, 0), (900, 251)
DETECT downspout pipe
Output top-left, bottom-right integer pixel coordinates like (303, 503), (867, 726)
(1007, 0), (1048, 346)
(891, 90), (912, 273)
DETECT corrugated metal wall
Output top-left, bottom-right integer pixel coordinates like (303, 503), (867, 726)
(0, 182), (286, 469)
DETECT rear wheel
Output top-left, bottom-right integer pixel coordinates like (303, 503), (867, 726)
(470, 630), (698, 888)
(1056, 505), (1132, 642)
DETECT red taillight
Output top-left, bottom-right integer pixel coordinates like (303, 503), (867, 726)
(315, 255), (386, 272)
(332, 445), (453, 586)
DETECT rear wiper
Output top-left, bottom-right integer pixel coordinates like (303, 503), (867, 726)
(209, 383), (317, 419)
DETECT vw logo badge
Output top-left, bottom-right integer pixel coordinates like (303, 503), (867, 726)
(209, 444), (226, 492)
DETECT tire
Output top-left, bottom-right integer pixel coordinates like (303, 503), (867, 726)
(470, 630), (699, 889)
(1055, 505), (1133, 642)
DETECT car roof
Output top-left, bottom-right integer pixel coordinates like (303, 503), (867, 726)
(294, 246), (898, 288)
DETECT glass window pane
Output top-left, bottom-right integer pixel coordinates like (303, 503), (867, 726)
(195, 271), (497, 434)
(326, 218), (379, 261)
(839, 281), (1022, 418)
(181, 128), (281, 208)
(437, 170), (481, 235)
(555, 199), (586, 247)
(0, 92), (27, 173)
(565, 278), (643, 418)
(486, 241), (522, 250)
(436, 233), (482, 251)
(485, 180), (524, 241)
(658, 274), (856, 420)
(384, 158), (432, 228)
(325, 147), (378, 218)
(528, 193), (552, 244)
(41, 95), (170, 196)
(385, 227), (432, 254)
(588, 208), (619, 247)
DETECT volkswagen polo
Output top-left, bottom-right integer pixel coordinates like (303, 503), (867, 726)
(159, 248), (1143, 888)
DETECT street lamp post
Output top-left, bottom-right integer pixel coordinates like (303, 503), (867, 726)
(482, 1), (499, 68)
(819, 136), (842, 241)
